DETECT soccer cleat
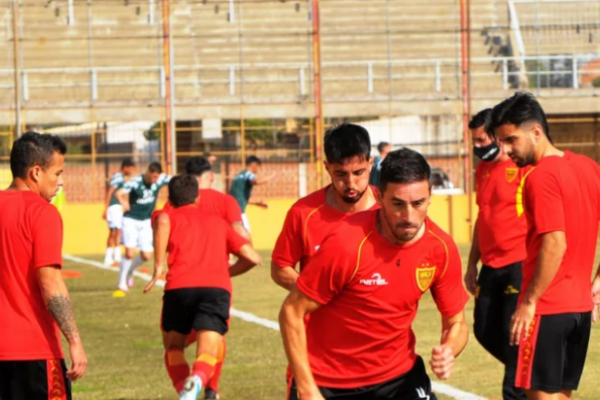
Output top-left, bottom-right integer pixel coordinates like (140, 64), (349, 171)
(179, 375), (203, 400)
(204, 388), (219, 399)
(127, 277), (135, 288)
(112, 289), (127, 298)
(111, 261), (120, 268)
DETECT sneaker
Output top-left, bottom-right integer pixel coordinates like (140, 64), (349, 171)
(179, 376), (203, 400)
(127, 277), (135, 288)
(204, 388), (219, 399)
(112, 289), (127, 298)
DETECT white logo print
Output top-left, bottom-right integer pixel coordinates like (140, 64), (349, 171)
(359, 273), (389, 286)
(416, 387), (430, 399)
(314, 245), (320, 252)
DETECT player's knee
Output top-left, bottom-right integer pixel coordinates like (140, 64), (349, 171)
(125, 249), (135, 259)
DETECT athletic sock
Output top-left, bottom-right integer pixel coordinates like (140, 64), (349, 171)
(117, 258), (133, 290)
(192, 353), (218, 385)
(127, 254), (144, 279)
(164, 350), (190, 393)
(206, 338), (226, 391)
(113, 246), (122, 263)
(103, 248), (114, 266)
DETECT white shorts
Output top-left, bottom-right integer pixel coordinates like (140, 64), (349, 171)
(242, 213), (251, 232)
(107, 204), (124, 230)
(122, 217), (153, 253)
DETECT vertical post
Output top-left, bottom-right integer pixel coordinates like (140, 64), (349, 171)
(572, 56), (579, 89)
(502, 58), (508, 90)
(90, 69), (97, 101)
(12, 0), (21, 137)
(367, 61), (373, 93)
(229, 65), (235, 95)
(162, 0), (176, 174)
(159, 66), (165, 98)
(228, 0), (235, 22)
(460, 0), (473, 240)
(149, 0), (155, 24)
(299, 67), (306, 95)
(68, 0), (74, 25)
(435, 60), (441, 92)
(311, 0), (324, 187)
(22, 71), (28, 101)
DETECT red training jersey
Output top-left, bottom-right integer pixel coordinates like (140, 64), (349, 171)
(296, 210), (469, 388)
(272, 185), (380, 272)
(163, 188), (243, 226)
(160, 205), (247, 292)
(475, 159), (531, 268)
(521, 151), (600, 314)
(0, 191), (64, 361)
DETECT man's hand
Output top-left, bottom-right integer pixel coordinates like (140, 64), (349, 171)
(592, 275), (600, 322)
(254, 199), (268, 209)
(464, 264), (478, 295)
(430, 345), (454, 380)
(121, 203), (130, 213)
(66, 341), (87, 381)
(102, 209), (107, 220)
(144, 264), (164, 293)
(510, 301), (536, 346)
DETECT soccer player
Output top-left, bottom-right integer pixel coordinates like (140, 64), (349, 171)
(166, 155), (250, 399)
(229, 155), (275, 232)
(102, 158), (136, 266)
(0, 132), (87, 400)
(113, 161), (169, 296)
(271, 122), (379, 291)
(369, 141), (391, 186)
(464, 109), (529, 400)
(488, 92), (600, 400)
(144, 174), (261, 400)
(280, 148), (470, 400)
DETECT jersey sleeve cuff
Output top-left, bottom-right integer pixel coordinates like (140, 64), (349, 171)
(296, 278), (329, 306)
(34, 260), (63, 270)
(534, 225), (566, 235)
(437, 290), (470, 317)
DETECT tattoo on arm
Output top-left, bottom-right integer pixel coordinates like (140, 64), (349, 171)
(47, 295), (79, 341)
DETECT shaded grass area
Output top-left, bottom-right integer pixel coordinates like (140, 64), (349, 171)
(63, 246), (600, 400)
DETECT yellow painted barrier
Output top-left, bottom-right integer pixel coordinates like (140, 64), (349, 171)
(62, 195), (479, 255)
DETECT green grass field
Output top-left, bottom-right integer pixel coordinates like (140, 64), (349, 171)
(62, 246), (600, 400)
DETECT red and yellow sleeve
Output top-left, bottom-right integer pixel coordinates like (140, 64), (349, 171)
(271, 206), (304, 269)
(525, 168), (565, 235)
(32, 204), (63, 269)
(430, 239), (469, 317)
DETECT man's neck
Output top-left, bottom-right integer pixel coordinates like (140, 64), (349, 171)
(325, 185), (377, 214)
(6, 178), (34, 193)
(376, 210), (426, 246)
(535, 141), (563, 164)
(493, 153), (510, 163)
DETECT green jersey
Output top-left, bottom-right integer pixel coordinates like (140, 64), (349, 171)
(230, 169), (256, 213)
(122, 173), (170, 220)
(369, 155), (383, 187)
(108, 172), (125, 206)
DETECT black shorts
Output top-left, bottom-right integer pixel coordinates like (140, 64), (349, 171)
(506, 312), (591, 393)
(0, 359), (72, 400)
(161, 287), (231, 336)
(287, 356), (438, 400)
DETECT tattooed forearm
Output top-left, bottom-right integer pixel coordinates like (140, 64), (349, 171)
(47, 295), (79, 341)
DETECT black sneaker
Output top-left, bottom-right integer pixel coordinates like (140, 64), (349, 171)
(204, 388), (219, 399)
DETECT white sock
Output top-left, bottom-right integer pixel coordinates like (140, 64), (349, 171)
(104, 248), (114, 266)
(113, 246), (122, 263)
(118, 258), (133, 290)
(127, 254), (144, 279)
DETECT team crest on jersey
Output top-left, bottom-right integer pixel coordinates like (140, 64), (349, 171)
(416, 264), (436, 292)
(505, 168), (518, 183)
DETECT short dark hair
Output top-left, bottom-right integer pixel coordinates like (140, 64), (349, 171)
(10, 132), (67, 179)
(148, 161), (163, 174)
(379, 148), (431, 192)
(377, 142), (390, 153)
(168, 174), (198, 207)
(324, 123), (371, 164)
(185, 156), (211, 176)
(486, 92), (551, 142)
(246, 155), (261, 166)
(468, 108), (492, 130)
(121, 158), (135, 169)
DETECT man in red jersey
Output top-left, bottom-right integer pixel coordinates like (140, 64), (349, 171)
(488, 92), (600, 400)
(145, 174), (261, 400)
(166, 155), (250, 399)
(280, 148), (469, 400)
(464, 108), (529, 400)
(0, 132), (87, 400)
(271, 123), (379, 290)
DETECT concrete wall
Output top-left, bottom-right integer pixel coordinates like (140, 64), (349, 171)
(61, 195), (477, 255)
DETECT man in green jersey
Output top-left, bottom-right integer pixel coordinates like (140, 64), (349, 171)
(113, 162), (169, 297)
(229, 155), (274, 232)
(102, 158), (136, 267)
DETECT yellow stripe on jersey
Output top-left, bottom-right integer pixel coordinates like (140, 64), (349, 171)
(516, 168), (535, 217)
(427, 229), (450, 279)
(350, 232), (374, 281)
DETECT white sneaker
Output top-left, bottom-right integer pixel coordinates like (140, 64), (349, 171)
(179, 376), (203, 400)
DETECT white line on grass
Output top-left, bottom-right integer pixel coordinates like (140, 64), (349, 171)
(63, 254), (487, 400)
